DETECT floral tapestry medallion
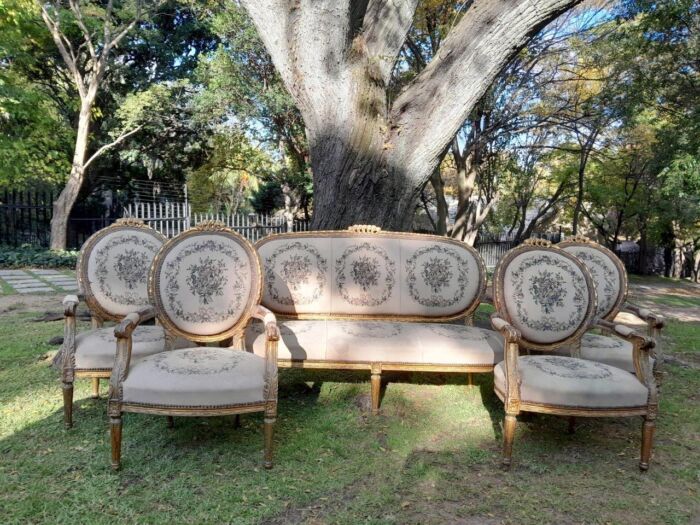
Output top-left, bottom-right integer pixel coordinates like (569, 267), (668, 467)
(266, 242), (327, 306)
(186, 256), (228, 305)
(406, 245), (469, 308)
(335, 242), (396, 306)
(93, 233), (161, 306)
(163, 239), (246, 325)
(529, 269), (567, 314)
(528, 355), (612, 379)
(570, 249), (618, 318)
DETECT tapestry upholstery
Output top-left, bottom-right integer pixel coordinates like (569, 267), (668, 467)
(494, 355), (648, 408)
(499, 249), (593, 345)
(560, 244), (624, 320)
(255, 233), (483, 318)
(245, 320), (503, 366)
(83, 227), (164, 318)
(74, 325), (165, 370)
(122, 348), (265, 407)
(151, 232), (259, 337)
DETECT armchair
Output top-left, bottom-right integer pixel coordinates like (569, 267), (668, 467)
(55, 218), (171, 428)
(558, 236), (665, 378)
(491, 240), (658, 470)
(108, 221), (279, 470)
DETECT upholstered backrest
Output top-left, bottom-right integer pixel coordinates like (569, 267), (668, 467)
(493, 241), (596, 350)
(149, 222), (262, 342)
(559, 236), (627, 321)
(255, 228), (485, 320)
(78, 218), (166, 320)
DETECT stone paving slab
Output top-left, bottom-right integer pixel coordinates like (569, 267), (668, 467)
(0, 268), (77, 295)
(0, 270), (29, 276)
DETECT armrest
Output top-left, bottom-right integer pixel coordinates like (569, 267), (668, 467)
(622, 303), (665, 329)
(252, 305), (280, 342)
(63, 294), (79, 317)
(490, 313), (521, 411)
(114, 306), (156, 339)
(252, 305), (279, 406)
(597, 319), (655, 386)
(490, 313), (521, 343)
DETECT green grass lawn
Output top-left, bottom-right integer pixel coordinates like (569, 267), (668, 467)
(1, 298), (699, 524)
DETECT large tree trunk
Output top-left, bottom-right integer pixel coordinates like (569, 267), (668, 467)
(242, 0), (582, 231)
(50, 103), (91, 250)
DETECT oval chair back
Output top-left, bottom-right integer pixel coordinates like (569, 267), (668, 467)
(78, 218), (166, 321)
(492, 240), (597, 351)
(558, 235), (627, 322)
(148, 221), (263, 343)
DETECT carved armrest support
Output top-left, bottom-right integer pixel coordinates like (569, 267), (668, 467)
(57, 295), (80, 378)
(252, 305), (279, 410)
(108, 306), (155, 417)
(490, 314), (521, 412)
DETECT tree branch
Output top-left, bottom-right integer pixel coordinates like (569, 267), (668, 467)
(83, 125), (143, 170)
(389, 0), (583, 179)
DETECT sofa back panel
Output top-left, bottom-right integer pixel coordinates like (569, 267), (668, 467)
(256, 231), (484, 319)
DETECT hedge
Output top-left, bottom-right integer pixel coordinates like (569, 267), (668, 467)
(0, 245), (79, 269)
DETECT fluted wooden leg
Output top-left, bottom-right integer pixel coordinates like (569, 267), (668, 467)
(91, 377), (100, 399)
(166, 416), (174, 428)
(370, 369), (381, 415)
(467, 373), (474, 387)
(502, 413), (517, 468)
(263, 417), (275, 469)
(110, 416), (122, 470)
(62, 382), (74, 429)
(640, 417), (655, 471)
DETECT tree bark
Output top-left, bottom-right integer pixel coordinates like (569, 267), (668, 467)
(50, 102), (91, 250)
(242, 0), (582, 231)
(429, 168), (448, 235)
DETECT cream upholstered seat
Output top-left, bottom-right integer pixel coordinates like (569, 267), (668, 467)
(494, 355), (648, 408)
(491, 240), (658, 471)
(245, 320), (503, 366)
(73, 326), (166, 369)
(122, 348), (266, 407)
(109, 221), (279, 470)
(56, 219), (169, 428)
(559, 237), (663, 376)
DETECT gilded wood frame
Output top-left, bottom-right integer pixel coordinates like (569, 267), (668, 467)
(490, 240), (658, 470)
(108, 222), (279, 470)
(59, 218), (168, 429)
(251, 226), (490, 414)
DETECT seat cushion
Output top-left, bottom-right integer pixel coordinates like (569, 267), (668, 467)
(74, 325), (166, 370)
(494, 355), (648, 408)
(553, 333), (645, 373)
(122, 348), (265, 407)
(245, 320), (503, 366)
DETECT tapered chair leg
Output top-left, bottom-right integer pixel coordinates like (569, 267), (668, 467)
(371, 368), (381, 415)
(62, 381), (74, 429)
(263, 417), (275, 469)
(640, 416), (655, 471)
(567, 416), (577, 434)
(91, 377), (100, 399)
(111, 416), (123, 470)
(502, 413), (517, 468)
(234, 414), (241, 429)
(166, 416), (174, 428)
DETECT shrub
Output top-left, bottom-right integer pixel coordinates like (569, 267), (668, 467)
(0, 245), (78, 269)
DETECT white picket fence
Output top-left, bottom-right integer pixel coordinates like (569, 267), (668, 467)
(123, 202), (308, 242)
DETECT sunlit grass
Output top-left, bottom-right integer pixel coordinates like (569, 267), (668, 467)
(1, 283), (699, 524)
